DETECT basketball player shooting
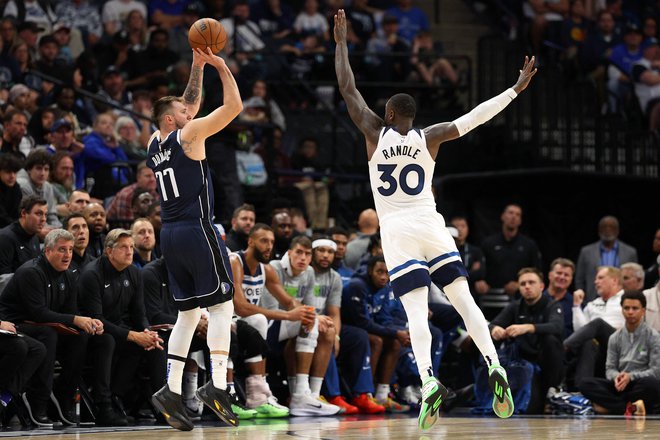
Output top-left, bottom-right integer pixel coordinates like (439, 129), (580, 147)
(148, 47), (243, 431)
(334, 9), (536, 430)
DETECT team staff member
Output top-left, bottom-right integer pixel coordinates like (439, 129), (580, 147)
(0, 229), (122, 427)
(78, 229), (166, 416)
(0, 195), (47, 275)
(63, 213), (96, 274)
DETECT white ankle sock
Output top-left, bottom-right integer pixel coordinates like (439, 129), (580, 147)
(294, 374), (310, 395)
(310, 377), (323, 398)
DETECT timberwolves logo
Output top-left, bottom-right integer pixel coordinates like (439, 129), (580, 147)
(221, 282), (231, 294)
(59, 283), (65, 291)
(123, 279), (130, 287)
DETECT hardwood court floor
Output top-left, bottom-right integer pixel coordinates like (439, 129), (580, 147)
(1, 414), (658, 440)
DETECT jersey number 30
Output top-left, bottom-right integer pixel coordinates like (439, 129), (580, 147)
(377, 164), (425, 196)
(155, 168), (180, 201)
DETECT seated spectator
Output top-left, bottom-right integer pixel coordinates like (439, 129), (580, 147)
(33, 33), (73, 84)
(342, 256), (412, 411)
(260, 235), (341, 416)
(63, 189), (91, 216)
(270, 211), (294, 261)
(327, 226), (354, 288)
(0, 109), (32, 160)
(291, 136), (330, 231)
(575, 215), (638, 302)
(130, 189), (155, 222)
(130, 217), (156, 268)
(385, 0), (431, 45)
(621, 262), (645, 291)
(364, 14), (411, 97)
(81, 112), (130, 198)
(146, 201), (161, 256)
(106, 162), (157, 225)
(0, 154), (23, 228)
(607, 22), (644, 113)
(168, 2), (202, 64)
(83, 202), (108, 258)
(490, 268), (564, 414)
(50, 87), (90, 133)
(95, 67), (132, 114)
(449, 215), (486, 300)
(565, 266), (624, 386)
(7, 82), (36, 121)
(48, 152), (76, 208)
(124, 28), (179, 91)
(558, 0), (591, 68)
(522, 0), (569, 54)
(0, 320), (46, 425)
(309, 236), (384, 414)
(579, 290), (660, 415)
(54, 0), (103, 47)
(252, 0), (295, 46)
(27, 107), (57, 149)
(3, 2), (56, 33)
(631, 40), (660, 130)
(0, 229), (124, 427)
(279, 33), (328, 86)
(148, 0), (187, 30)
(101, 0), (148, 37)
(14, 22), (41, 65)
(63, 213), (95, 273)
(124, 9), (151, 50)
(293, 0), (330, 42)
(51, 21), (84, 63)
(346, 0), (378, 49)
(290, 207), (312, 237)
(115, 116), (146, 161)
(0, 195), (45, 276)
(230, 224), (314, 417)
(543, 258), (576, 338)
(345, 208), (379, 270)
(16, 149), (61, 229)
(78, 228), (166, 415)
(409, 31), (458, 88)
(224, 203), (256, 253)
(579, 10), (620, 89)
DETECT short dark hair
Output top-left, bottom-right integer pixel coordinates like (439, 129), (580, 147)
(367, 233), (382, 253)
(131, 188), (152, 206)
(3, 108), (28, 124)
(621, 290), (646, 308)
(63, 213), (86, 229)
(25, 149), (52, 170)
(290, 235), (312, 250)
(233, 203), (256, 219)
(249, 223), (272, 237)
(326, 226), (348, 238)
(517, 267), (544, 282)
(153, 96), (183, 125)
(389, 93), (416, 119)
(0, 154), (24, 172)
(20, 195), (47, 213)
(367, 255), (386, 272)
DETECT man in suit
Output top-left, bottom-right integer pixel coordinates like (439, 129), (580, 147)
(575, 216), (638, 302)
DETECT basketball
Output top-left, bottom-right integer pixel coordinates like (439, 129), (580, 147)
(188, 18), (227, 54)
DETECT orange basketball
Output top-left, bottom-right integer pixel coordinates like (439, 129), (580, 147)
(188, 18), (227, 54)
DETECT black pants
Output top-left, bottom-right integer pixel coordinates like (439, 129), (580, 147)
(564, 318), (615, 384)
(16, 324), (115, 407)
(523, 334), (565, 414)
(111, 338), (166, 403)
(0, 334), (46, 397)
(579, 376), (660, 414)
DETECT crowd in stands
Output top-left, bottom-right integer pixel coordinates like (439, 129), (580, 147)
(0, 0), (659, 430)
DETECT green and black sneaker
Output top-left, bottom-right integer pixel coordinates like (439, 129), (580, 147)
(488, 364), (514, 418)
(418, 376), (448, 430)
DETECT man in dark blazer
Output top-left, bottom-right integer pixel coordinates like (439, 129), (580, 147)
(575, 216), (638, 302)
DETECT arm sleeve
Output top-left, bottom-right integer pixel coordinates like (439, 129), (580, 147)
(142, 268), (177, 325)
(452, 88), (517, 137)
(18, 269), (75, 325)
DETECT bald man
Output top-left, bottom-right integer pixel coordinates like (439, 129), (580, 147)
(345, 209), (379, 270)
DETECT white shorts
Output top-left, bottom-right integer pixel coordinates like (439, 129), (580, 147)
(380, 210), (467, 297)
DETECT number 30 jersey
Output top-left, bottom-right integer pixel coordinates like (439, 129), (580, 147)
(147, 129), (215, 223)
(368, 127), (436, 220)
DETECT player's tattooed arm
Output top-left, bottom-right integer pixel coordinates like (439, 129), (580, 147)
(180, 131), (198, 153)
(182, 57), (205, 117)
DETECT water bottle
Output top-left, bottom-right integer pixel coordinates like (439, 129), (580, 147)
(298, 306), (314, 338)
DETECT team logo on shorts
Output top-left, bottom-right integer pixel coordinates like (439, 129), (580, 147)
(221, 282), (231, 294)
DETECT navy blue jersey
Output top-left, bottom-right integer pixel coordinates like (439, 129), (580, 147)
(147, 130), (214, 223)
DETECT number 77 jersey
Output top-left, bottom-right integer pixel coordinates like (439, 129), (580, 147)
(147, 129), (215, 222)
(369, 127), (436, 218)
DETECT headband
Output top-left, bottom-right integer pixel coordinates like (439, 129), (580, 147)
(312, 239), (337, 251)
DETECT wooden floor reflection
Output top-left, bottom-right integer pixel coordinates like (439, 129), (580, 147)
(1, 414), (657, 439)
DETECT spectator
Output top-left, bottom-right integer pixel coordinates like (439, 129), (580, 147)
(130, 189), (155, 223)
(327, 226), (354, 288)
(580, 10), (621, 102)
(6, 83), (34, 120)
(0, 109), (32, 160)
(27, 107), (56, 149)
(290, 207), (311, 237)
(522, 0), (569, 54)
(291, 136), (330, 231)
(77, 228), (166, 415)
(130, 217), (156, 268)
(96, 67), (132, 114)
(644, 228), (660, 289)
(63, 213), (95, 273)
(559, 0), (591, 66)
(621, 262), (645, 291)
(489, 267), (564, 414)
(148, 0), (189, 30)
(575, 215), (638, 302)
(409, 30), (458, 88)
(50, 86), (90, 130)
(0, 17), (18, 56)
(293, 0), (330, 42)
(106, 162), (158, 225)
(346, 0), (378, 48)
(543, 257), (576, 338)
(0, 195), (45, 276)
(0, 154), (23, 228)
(93, 31), (131, 81)
(49, 152), (76, 206)
(0, 229), (124, 426)
(345, 208), (379, 270)
(364, 14), (412, 86)
(168, 2), (203, 64)
(15, 21), (42, 62)
(125, 28), (180, 91)
(8, 39), (34, 82)
(44, 118), (84, 157)
(225, 203), (256, 252)
(449, 215), (486, 300)
(579, 290), (660, 415)
(124, 9), (150, 50)
(3, 2), (56, 34)
(16, 149), (61, 229)
(54, 0), (103, 47)
(270, 211), (294, 261)
(101, 0), (148, 37)
(385, 0), (430, 45)
(33, 34), (73, 84)
(643, 255), (660, 332)
(249, 79), (286, 131)
(115, 116), (146, 161)
(252, 0), (295, 45)
(83, 202), (107, 258)
(57, 189), (90, 221)
(51, 21), (84, 63)
(479, 204), (543, 319)
(607, 22), (644, 112)
(631, 40), (660, 130)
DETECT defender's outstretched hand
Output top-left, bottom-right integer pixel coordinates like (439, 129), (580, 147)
(334, 9), (347, 44)
(512, 56), (537, 94)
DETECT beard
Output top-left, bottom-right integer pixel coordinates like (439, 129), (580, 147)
(254, 248), (270, 263)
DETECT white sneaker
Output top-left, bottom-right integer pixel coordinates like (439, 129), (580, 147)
(289, 391), (341, 416)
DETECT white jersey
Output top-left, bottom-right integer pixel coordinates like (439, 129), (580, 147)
(368, 127), (436, 221)
(235, 251), (266, 306)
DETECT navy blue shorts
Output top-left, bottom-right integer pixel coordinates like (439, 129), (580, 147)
(160, 219), (234, 311)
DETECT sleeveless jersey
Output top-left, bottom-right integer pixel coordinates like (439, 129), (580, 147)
(236, 251), (266, 306)
(368, 127), (436, 220)
(147, 130), (214, 223)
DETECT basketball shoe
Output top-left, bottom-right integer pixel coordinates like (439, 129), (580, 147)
(196, 381), (239, 426)
(488, 364), (514, 418)
(418, 377), (448, 430)
(151, 385), (195, 431)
